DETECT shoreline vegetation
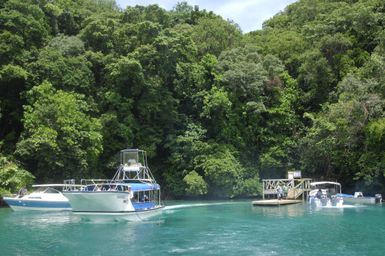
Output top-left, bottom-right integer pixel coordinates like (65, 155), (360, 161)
(1, 0), (385, 199)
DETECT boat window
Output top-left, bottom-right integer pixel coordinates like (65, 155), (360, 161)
(133, 192), (139, 202)
(123, 180), (142, 184)
(107, 185), (117, 191)
(85, 185), (95, 191)
(133, 191), (153, 202)
(114, 185), (128, 192)
(153, 190), (158, 202)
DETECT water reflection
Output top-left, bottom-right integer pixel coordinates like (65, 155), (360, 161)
(307, 203), (367, 215)
(164, 201), (240, 210)
(7, 211), (79, 227)
(252, 203), (307, 218)
(78, 214), (165, 225)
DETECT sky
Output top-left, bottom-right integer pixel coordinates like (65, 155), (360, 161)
(115, 0), (298, 33)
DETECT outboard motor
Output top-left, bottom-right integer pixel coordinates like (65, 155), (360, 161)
(320, 194), (329, 206)
(331, 195), (343, 207)
(375, 194), (382, 204)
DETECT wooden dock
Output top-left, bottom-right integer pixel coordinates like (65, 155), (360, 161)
(262, 178), (312, 200)
(252, 199), (303, 206)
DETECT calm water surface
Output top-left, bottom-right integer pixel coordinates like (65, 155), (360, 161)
(1, 201), (385, 255)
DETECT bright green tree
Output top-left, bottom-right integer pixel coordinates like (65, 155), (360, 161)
(183, 170), (208, 196)
(15, 81), (103, 181)
(0, 155), (35, 195)
(192, 16), (242, 57)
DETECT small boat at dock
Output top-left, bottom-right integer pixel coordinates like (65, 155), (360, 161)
(3, 184), (72, 211)
(337, 192), (382, 205)
(308, 181), (344, 207)
(63, 149), (163, 221)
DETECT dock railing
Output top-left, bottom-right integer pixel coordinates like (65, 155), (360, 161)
(262, 178), (312, 200)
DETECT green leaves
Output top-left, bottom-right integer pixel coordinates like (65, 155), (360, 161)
(15, 81), (102, 181)
(0, 155), (35, 195)
(80, 14), (118, 53)
(199, 147), (242, 197)
(357, 118), (385, 184)
(2, 0), (385, 197)
(201, 86), (231, 119)
(165, 122), (259, 198)
(191, 16), (242, 57)
(366, 118), (385, 149)
(0, 31), (24, 65)
(28, 40), (94, 94)
(183, 171), (208, 196)
(106, 56), (144, 96)
(0, 0), (50, 49)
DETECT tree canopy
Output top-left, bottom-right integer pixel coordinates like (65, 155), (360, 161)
(1, 0), (385, 197)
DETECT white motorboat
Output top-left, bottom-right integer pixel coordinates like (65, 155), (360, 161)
(308, 181), (344, 207)
(3, 184), (72, 211)
(337, 192), (382, 205)
(63, 149), (163, 220)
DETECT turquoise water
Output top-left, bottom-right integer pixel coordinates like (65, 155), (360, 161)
(1, 201), (385, 255)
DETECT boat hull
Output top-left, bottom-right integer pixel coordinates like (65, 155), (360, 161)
(3, 197), (71, 211)
(63, 191), (135, 212)
(337, 193), (382, 204)
(308, 196), (343, 207)
(63, 191), (163, 221)
(74, 205), (164, 222)
(343, 197), (376, 205)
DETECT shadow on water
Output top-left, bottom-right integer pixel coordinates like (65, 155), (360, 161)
(251, 203), (307, 218)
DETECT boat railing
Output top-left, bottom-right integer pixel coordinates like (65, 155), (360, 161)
(80, 179), (114, 186)
(63, 179), (83, 191)
(118, 149), (157, 184)
(63, 179), (133, 192)
(112, 164), (157, 185)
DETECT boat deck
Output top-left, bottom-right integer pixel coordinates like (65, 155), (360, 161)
(252, 199), (303, 206)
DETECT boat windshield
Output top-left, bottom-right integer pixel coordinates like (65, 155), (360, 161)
(120, 149), (141, 166)
(310, 182), (341, 194)
(34, 187), (61, 193)
(44, 188), (60, 193)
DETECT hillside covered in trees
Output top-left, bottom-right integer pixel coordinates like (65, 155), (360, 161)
(1, 0), (385, 198)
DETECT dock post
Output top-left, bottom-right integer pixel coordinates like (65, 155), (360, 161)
(262, 180), (265, 200)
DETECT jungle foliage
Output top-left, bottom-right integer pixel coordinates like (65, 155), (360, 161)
(1, 0), (385, 197)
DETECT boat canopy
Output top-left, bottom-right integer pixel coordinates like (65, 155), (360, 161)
(33, 184), (83, 188)
(129, 183), (160, 192)
(310, 181), (341, 187)
(310, 181), (341, 194)
(33, 184), (69, 187)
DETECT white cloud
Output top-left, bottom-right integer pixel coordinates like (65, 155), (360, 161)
(116, 0), (297, 32)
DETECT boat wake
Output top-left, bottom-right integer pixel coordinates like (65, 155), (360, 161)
(164, 202), (236, 211)
(78, 215), (164, 224)
(320, 204), (365, 209)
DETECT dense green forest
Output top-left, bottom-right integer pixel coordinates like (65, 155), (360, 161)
(1, 0), (385, 198)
